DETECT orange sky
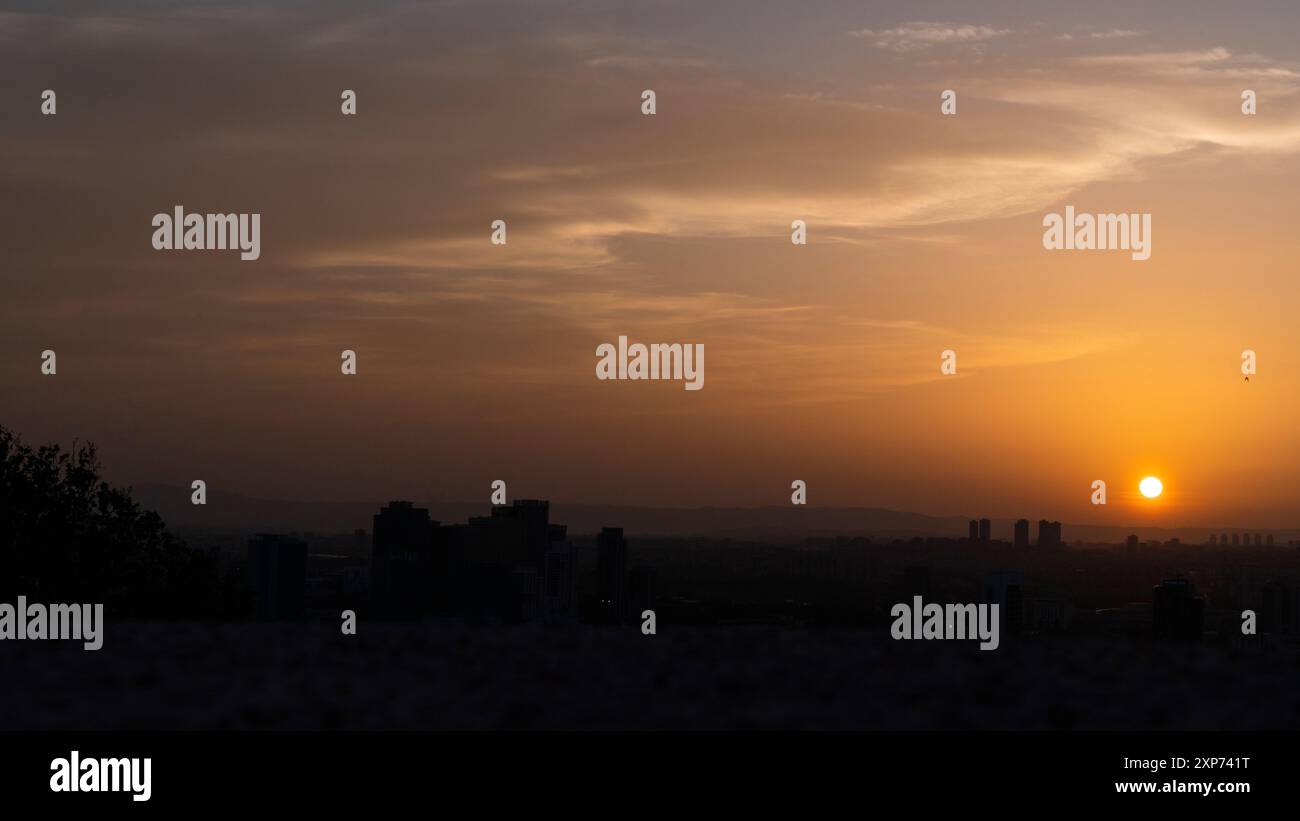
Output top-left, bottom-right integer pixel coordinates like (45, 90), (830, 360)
(4, 2), (1300, 527)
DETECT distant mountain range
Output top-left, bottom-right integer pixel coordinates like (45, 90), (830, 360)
(127, 484), (1298, 545)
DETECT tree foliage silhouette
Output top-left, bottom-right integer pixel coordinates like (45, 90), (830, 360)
(0, 424), (220, 615)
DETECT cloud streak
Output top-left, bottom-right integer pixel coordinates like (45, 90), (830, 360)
(851, 21), (1011, 52)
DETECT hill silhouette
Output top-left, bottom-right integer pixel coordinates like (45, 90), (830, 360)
(126, 483), (1292, 545)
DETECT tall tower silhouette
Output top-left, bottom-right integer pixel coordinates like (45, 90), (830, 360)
(372, 501), (435, 617)
(596, 527), (629, 624)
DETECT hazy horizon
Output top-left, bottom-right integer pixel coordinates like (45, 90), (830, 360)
(125, 481), (1300, 543)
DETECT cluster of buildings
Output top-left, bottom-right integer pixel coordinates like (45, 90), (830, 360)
(1208, 532), (1275, 546)
(967, 518), (1062, 548)
(903, 565), (1073, 636)
(247, 500), (650, 624)
(243, 505), (1299, 644)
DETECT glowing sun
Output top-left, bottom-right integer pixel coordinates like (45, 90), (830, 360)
(1139, 476), (1163, 499)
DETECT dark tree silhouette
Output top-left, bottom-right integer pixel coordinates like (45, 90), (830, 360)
(0, 424), (221, 615)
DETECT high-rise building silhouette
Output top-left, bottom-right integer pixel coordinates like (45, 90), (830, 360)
(968, 520), (978, 541)
(1013, 519), (1029, 548)
(985, 570), (1023, 636)
(443, 499), (563, 622)
(248, 534), (307, 619)
(978, 518), (991, 542)
(362, 499), (584, 623)
(491, 500), (553, 621)
(1152, 579), (1204, 640)
(372, 501), (436, 617)
(452, 499), (551, 571)
(1220, 532), (1228, 546)
(596, 527), (629, 624)
(542, 523), (576, 623)
(510, 566), (540, 622)
(1125, 534), (1139, 553)
(1255, 533), (1263, 547)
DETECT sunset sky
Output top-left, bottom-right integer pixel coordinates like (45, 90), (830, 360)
(4, 1), (1300, 527)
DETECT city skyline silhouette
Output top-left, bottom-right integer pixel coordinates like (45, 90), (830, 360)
(3, 2), (1298, 806)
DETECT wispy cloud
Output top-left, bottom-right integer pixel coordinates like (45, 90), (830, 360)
(1090, 28), (1142, 39)
(850, 21), (1010, 52)
(1058, 28), (1143, 42)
